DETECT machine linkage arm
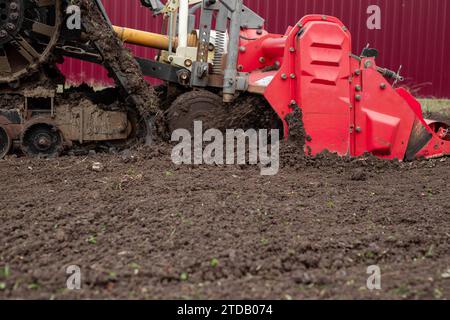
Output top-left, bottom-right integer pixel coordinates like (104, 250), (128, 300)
(376, 66), (405, 82)
(140, 0), (165, 14)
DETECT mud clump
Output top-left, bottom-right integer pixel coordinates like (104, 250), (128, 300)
(285, 103), (306, 150)
(0, 94), (23, 110)
(350, 167), (368, 181)
(225, 94), (282, 131)
(0, 64), (64, 111)
(57, 84), (123, 112)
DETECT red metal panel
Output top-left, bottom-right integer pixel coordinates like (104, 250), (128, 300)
(60, 0), (450, 98)
(263, 16), (450, 160)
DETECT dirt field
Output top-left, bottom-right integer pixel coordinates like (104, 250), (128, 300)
(0, 144), (449, 300)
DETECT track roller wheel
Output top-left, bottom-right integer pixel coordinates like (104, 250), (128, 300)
(0, 125), (11, 159)
(165, 90), (228, 134)
(21, 123), (63, 157)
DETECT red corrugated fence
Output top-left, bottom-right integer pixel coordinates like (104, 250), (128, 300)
(59, 0), (450, 98)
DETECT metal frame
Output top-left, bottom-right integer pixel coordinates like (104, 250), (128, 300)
(186, 0), (263, 101)
(136, 57), (184, 83)
(85, 0), (265, 96)
(56, 1), (263, 95)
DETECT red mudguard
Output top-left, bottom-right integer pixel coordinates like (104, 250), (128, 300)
(261, 15), (450, 160)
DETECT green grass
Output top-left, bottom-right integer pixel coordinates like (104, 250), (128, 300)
(419, 99), (450, 115)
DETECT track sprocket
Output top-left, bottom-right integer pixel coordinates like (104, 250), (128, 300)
(0, 0), (62, 84)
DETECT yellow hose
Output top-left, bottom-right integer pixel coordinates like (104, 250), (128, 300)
(113, 26), (198, 51)
(113, 25), (171, 50)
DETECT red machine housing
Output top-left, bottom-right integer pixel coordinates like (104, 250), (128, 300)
(239, 15), (450, 160)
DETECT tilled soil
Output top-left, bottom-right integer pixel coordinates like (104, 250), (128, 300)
(0, 145), (449, 300)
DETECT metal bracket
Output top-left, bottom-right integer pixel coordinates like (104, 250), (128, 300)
(136, 57), (185, 84)
(223, 0), (243, 102)
(191, 1), (215, 86)
(236, 72), (249, 91)
(140, 0), (165, 14)
(191, 61), (210, 87)
(238, 5), (265, 29)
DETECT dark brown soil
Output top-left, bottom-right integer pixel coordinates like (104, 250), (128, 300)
(0, 94), (23, 110)
(0, 144), (449, 300)
(225, 94), (283, 132)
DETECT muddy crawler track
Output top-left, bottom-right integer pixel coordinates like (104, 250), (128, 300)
(73, 0), (159, 119)
(0, 145), (449, 300)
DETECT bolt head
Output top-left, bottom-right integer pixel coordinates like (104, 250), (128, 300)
(380, 83), (387, 89)
(239, 46), (246, 53)
(37, 136), (51, 148)
(5, 23), (15, 31)
(281, 73), (287, 80)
